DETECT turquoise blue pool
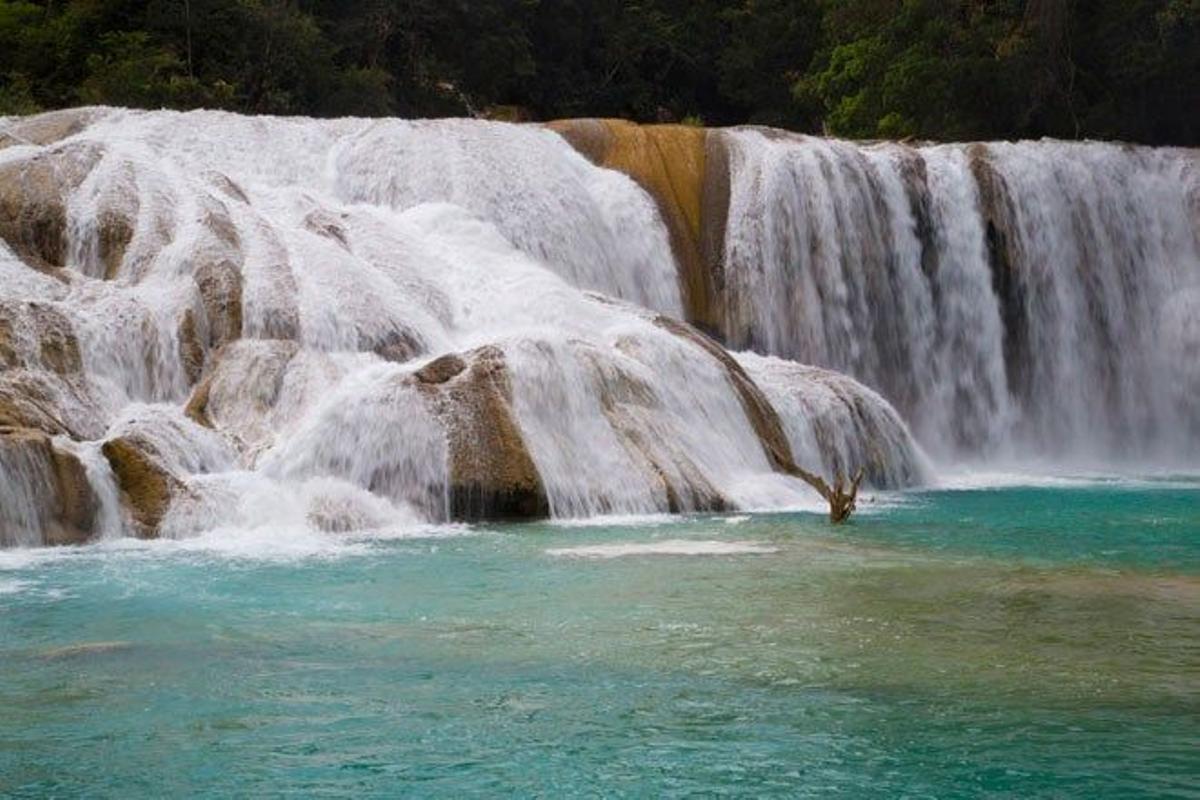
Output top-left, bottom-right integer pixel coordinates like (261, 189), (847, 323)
(2, 481), (1197, 797)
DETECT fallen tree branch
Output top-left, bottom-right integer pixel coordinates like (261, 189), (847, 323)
(784, 463), (867, 524)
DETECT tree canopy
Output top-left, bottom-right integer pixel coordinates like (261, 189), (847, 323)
(1, 0), (1196, 145)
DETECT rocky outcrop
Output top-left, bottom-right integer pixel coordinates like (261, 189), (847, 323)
(414, 347), (548, 520)
(549, 120), (731, 336)
(101, 434), (183, 536)
(968, 143), (1030, 403)
(0, 108), (103, 151)
(178, 309), (206, 385)
(0, 143), (103, 272)
(183, 339), (300, 453)
(0, 427), (98, 546)
(95, 207), (135, 280)
(360, 327), (424, 364)
(0, 300), (82, 375)
(0, 370), (105, 439)
(579, 343), (729, 513)
(175, 199), (246, 384)
(192, 202), (245, 350)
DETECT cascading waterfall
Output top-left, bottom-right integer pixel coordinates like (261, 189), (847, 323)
(719, 129), (1200, 464)
(2, 106), (1193, 548)
(0, 108), (925, 547)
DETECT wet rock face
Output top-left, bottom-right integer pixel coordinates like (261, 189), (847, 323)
(415, 353), (466, 384)
(178, 309), (206, 386)
(0, 108), (103, 152)
(968, 143), (1030, 404)
(0, 300), (81, 375)
(0, 143), (103, 272)
(97, 209), (135, 280)
(737, 353), (930, 490)
(652, 314), (796, 473)
(182, 339), (300, 451)
(194, 258), (245, 350)
(101, 435), (182, 537)
(415, 347), (548, 521)
(549, 119), (730, 337)
(0, 427), (98, 546)
(583, 345), (729, 514)
(0, 370), (105, 440)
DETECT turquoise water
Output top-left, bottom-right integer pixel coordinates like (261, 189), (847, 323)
(1, 482), (1197, 797)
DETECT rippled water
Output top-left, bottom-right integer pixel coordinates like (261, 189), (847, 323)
(1, 482), (1197, 797)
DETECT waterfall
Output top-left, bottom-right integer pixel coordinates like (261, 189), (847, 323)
(719, 129), (1200, 465)
(2, 107), (1193, 547)
(0, 108), (927, 546)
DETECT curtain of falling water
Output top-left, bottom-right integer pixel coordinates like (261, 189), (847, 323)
(720, 130), (1200, 465)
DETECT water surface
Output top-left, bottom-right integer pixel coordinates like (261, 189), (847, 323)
(2, 482), (1197, 797)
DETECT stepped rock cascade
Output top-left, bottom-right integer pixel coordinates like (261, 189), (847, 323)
(713, 130), (1200, 463)
(0, 108), (924, 547)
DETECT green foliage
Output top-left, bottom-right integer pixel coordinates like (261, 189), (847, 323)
(79, 31), (184, 107)
(0, 0), (1194, 144)
(0, 72), (40, 114)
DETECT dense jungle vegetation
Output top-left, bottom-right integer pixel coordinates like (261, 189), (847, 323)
(1, 0), (1196, 144)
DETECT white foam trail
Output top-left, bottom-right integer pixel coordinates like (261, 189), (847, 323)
(546, 539), (779, 558)
(0, 578), (31, 595)
(550, 513), (680, 529)
(930, 469), (1200, 491)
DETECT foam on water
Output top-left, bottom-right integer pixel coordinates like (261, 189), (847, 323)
(546, 539), (779, 558)
(931, 468), (1200, 492)
(0, 578), (31, 595)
